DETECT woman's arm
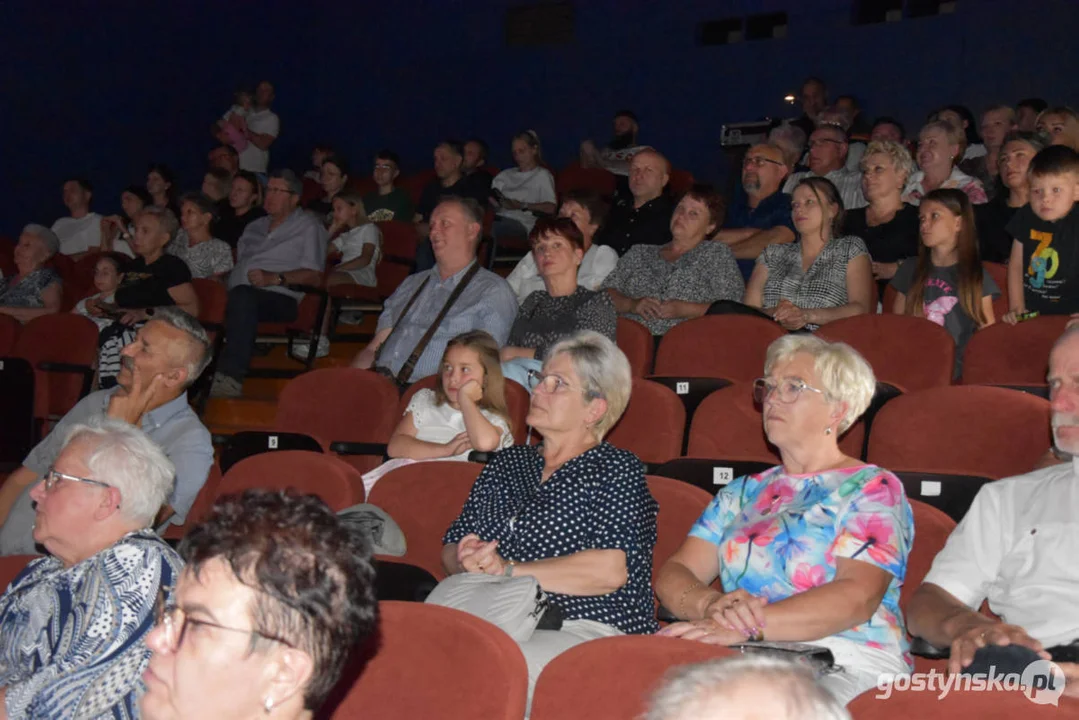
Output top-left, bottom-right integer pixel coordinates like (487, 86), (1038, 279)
(655, 537), (725, 620)
(167, 282), (199, 317)
(891, 290), (907, 315)
(979, 295), (996, 327)
(479, 549), (628, 596)
(606, 288), (639, 314)
(742, 262), (774, 315)
(1006, 239), (1025, 313)
(386, 412), (463, 459)
(523, 201), (557, 215)
(500, 346), (537, 362)
(335, 244), (376, 271)
(800, 253), (873, 326)
(0, 281), (62, 322)
(660, 300), (712, 320)
(458, 388), (505, 452)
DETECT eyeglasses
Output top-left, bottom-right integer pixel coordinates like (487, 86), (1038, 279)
(743, 156), (784, 169)
(527, 369), (591, 396)
(265, 187), (296, 195)
(752, 378), (825, 405)
(154, 586), (295, 652)
(42, 468), (112, 493)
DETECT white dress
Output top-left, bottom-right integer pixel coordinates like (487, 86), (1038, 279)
(332, 224), (382, 287)
(361, 389), (513, 495)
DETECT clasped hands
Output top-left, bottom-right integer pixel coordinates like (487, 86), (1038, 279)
(773, 300), (810, 330)
(633, 297), (682, 321)
(660, 588), (769, 645)
(456, 533), (508, 576)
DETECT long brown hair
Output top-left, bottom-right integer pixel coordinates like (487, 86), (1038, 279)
(434, 330), (512, 433)
(905, 188), (986, 325)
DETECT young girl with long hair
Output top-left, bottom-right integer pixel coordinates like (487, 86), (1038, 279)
(327, 189), (382, 288)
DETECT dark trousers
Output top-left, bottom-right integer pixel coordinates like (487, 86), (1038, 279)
(218, 285), (298, 380)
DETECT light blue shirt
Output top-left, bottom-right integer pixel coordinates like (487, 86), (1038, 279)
(230, 209), (328, 301)
(375, 261), (517, 381)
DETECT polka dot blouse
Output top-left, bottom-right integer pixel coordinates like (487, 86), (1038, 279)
(444, 443), (659, 634)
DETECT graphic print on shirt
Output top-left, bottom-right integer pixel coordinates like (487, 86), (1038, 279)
(1026, 229), (1058, 289)
(921, 276), (961, 327)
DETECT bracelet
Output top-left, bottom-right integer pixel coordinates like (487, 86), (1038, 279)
(677, 582), (703, 618)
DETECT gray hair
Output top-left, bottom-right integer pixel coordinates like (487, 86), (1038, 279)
(545, 330), (632, 440)
(768, 122), (808, 169)
(149, 307), (212, 387)
(861, 140), (915, 186)
(138, 205), (180, 242)
(436, 195), (484, 225)
(920, 119), (964, 148)
(64, 417), (175, 526)
(644, 656), (850, 720)
(269, 168), (303, 196)
(764, 334), (876, 433)
(22, 224), (60, 258)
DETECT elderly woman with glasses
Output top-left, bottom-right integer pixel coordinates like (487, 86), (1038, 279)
(140, 489), (379, 720)
(0, 418), (181, 719)
(0, 224), (64, 323)
(655, 335), (914, 705)
(443, 330), (658, 703)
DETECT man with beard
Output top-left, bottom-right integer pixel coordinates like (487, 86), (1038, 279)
(580, 109), (648, 176)
(0, 308), (214, 554)
(716, 143), (796, 277)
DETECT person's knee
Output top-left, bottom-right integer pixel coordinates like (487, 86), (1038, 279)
(226, 285), (260, 317)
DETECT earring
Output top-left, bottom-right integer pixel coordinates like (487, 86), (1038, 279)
(824, 427), (833, 435)
(263, 697), (274, 714)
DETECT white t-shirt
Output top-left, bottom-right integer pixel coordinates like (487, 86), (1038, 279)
(51, 213), (102, 255)
(506, 243), (619, 304)
(492, 167), (556, 232)
(331, 224), (382, 287)
(236, 107), (280, 173)
(922, 460), (1079, 648)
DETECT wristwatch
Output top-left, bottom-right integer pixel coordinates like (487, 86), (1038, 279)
(503, 560), (515, 578)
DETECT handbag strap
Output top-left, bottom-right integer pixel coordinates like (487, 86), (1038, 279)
(394, 261), (482, 385)
(373, 275), (430, 369)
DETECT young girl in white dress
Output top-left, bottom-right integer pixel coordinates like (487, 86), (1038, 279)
(327, 189), (382, 289)
(362, 330), (514, 495)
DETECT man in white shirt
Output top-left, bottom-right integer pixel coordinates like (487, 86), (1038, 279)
(51, 177), (102, 258)
(907, 326), (1079, 695)
(232, 80), (279, 174)
(783, 125), (867, 210)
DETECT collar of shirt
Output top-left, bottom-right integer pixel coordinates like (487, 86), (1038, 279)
(99, 387), (191, 432)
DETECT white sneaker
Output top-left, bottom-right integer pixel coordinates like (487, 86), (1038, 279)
(338, 310), (365, 325)
(290, 336), (330, 360)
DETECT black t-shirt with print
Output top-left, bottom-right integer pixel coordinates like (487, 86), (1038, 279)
(114, 254), (192, 308)
(1006, 204), (1079, 315)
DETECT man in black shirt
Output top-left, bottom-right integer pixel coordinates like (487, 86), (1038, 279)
(463, 137), (493, 197)
(413, 140), (489, 271)
(594, 149), (674, 256)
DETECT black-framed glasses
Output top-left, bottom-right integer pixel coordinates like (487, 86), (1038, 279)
(752, 378), (825, 405)
(42, 468), (112, 493)
(743, 156), (784, 169)
(154, 586), (295, 651)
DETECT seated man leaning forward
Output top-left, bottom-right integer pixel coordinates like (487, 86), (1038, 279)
(0, 418), (182, 718)
(656, 335), (914, 705)
(0, 307), (214, 555)
(210, 169), (327, 398)
(716, 142), (796, 273)
(905, 326), (1079, 696)
(351, 196), (517, 384)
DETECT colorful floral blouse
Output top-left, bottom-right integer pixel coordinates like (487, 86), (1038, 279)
(689, 464), (914, 668)
(903, 166), (988, 206)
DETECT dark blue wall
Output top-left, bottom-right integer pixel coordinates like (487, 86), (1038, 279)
(3, 0), (1077, 237)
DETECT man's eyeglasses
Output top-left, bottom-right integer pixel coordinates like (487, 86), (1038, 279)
(154, 587), (295, 651)
(42, 468), (112, 493)
(743, 156), (784, 169)
(752, 378), (825, 405)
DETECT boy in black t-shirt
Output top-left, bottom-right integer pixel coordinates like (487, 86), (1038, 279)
(1004, 145), (1079, 323)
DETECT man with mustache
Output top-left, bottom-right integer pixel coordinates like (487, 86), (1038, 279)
(0, 308), (214, 555)
(906, 326), (1079, 696)
(580, 109), (648, 177)
(716, 143), (796, 277)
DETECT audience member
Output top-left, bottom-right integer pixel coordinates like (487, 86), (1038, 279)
(768, 121), (808, 171)
(1003, 145), (1079, 323)
(0, 307), (213, 552)
(580, 109), (648, 176)
(413, 140), (489, 271)
(202, 165), (233, 216)
(817, 104), (865, 172)
(147, 162), (180, 215)
(365, 330), (513, 492)
(215, 86), (254, 155)
(603, 185), (744, 336)
(140, 489), (380, 720)
(351, 197), (516, 383)
(306, 152), (349, 224)
(443, 331), (658, 703)
(936, 105), (986, 162)
(327, 189), (381, 288)
(792, 77), (828, 140)
(843, 140), (919, 289)
(73, 253), (125, 331)
(975, 130), (1049, 263)
(645, 656), (852, 720)
(869, 116), (906, 144)
(363, 150), (414, 222)
(892, 189), (998, 376)
(501, 217), (617, 386)
(234, 80), (280, 174)
(51, 176), (101, 257)
(0, 418), (183, 718)
(1036, 106), (1079, 152)
(208, 144), (240, 176)
(506, 189), (616, 303)
(1016, 97), (1049, 133)
(783, 125), (867, 210)
(211, 170), (327, 398)
(836, 94), (869, 138)
(0, 225), (62, 323)
(594, 148), (674, 256)
(169, 192), (234, 280)
(463, 137), (494, 195)
(490, 130), (557, 249)
(906, 326), (1079, 693)
(657, 334), (913, 705)
(746, 178), (872, 330)
(717, 143), (795, 274)
(100, 184), (152, 257)
(304, 142), (334, 181)
(214, 169), (265, 247)
(904, 120), (988, 205)
(968, 105), (1017, 196)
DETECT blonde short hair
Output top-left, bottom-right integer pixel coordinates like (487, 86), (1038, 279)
(920, 119), (964, 149)
(861, 140), (915, 186)
(764, 335), (876, 433)
(546, 331), (632, 440)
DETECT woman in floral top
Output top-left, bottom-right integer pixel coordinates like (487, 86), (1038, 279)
(656, 335), (914, 705)
(168, 192), (234, 280)
(903, 120), (989, 206)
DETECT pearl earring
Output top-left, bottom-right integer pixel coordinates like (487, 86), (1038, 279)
(263, 697), (274, 714)
(824, 427), (833, 435)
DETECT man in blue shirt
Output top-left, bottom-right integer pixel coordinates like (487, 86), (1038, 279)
(352, 197), (516, 381)
(717, 143), (796, 278)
